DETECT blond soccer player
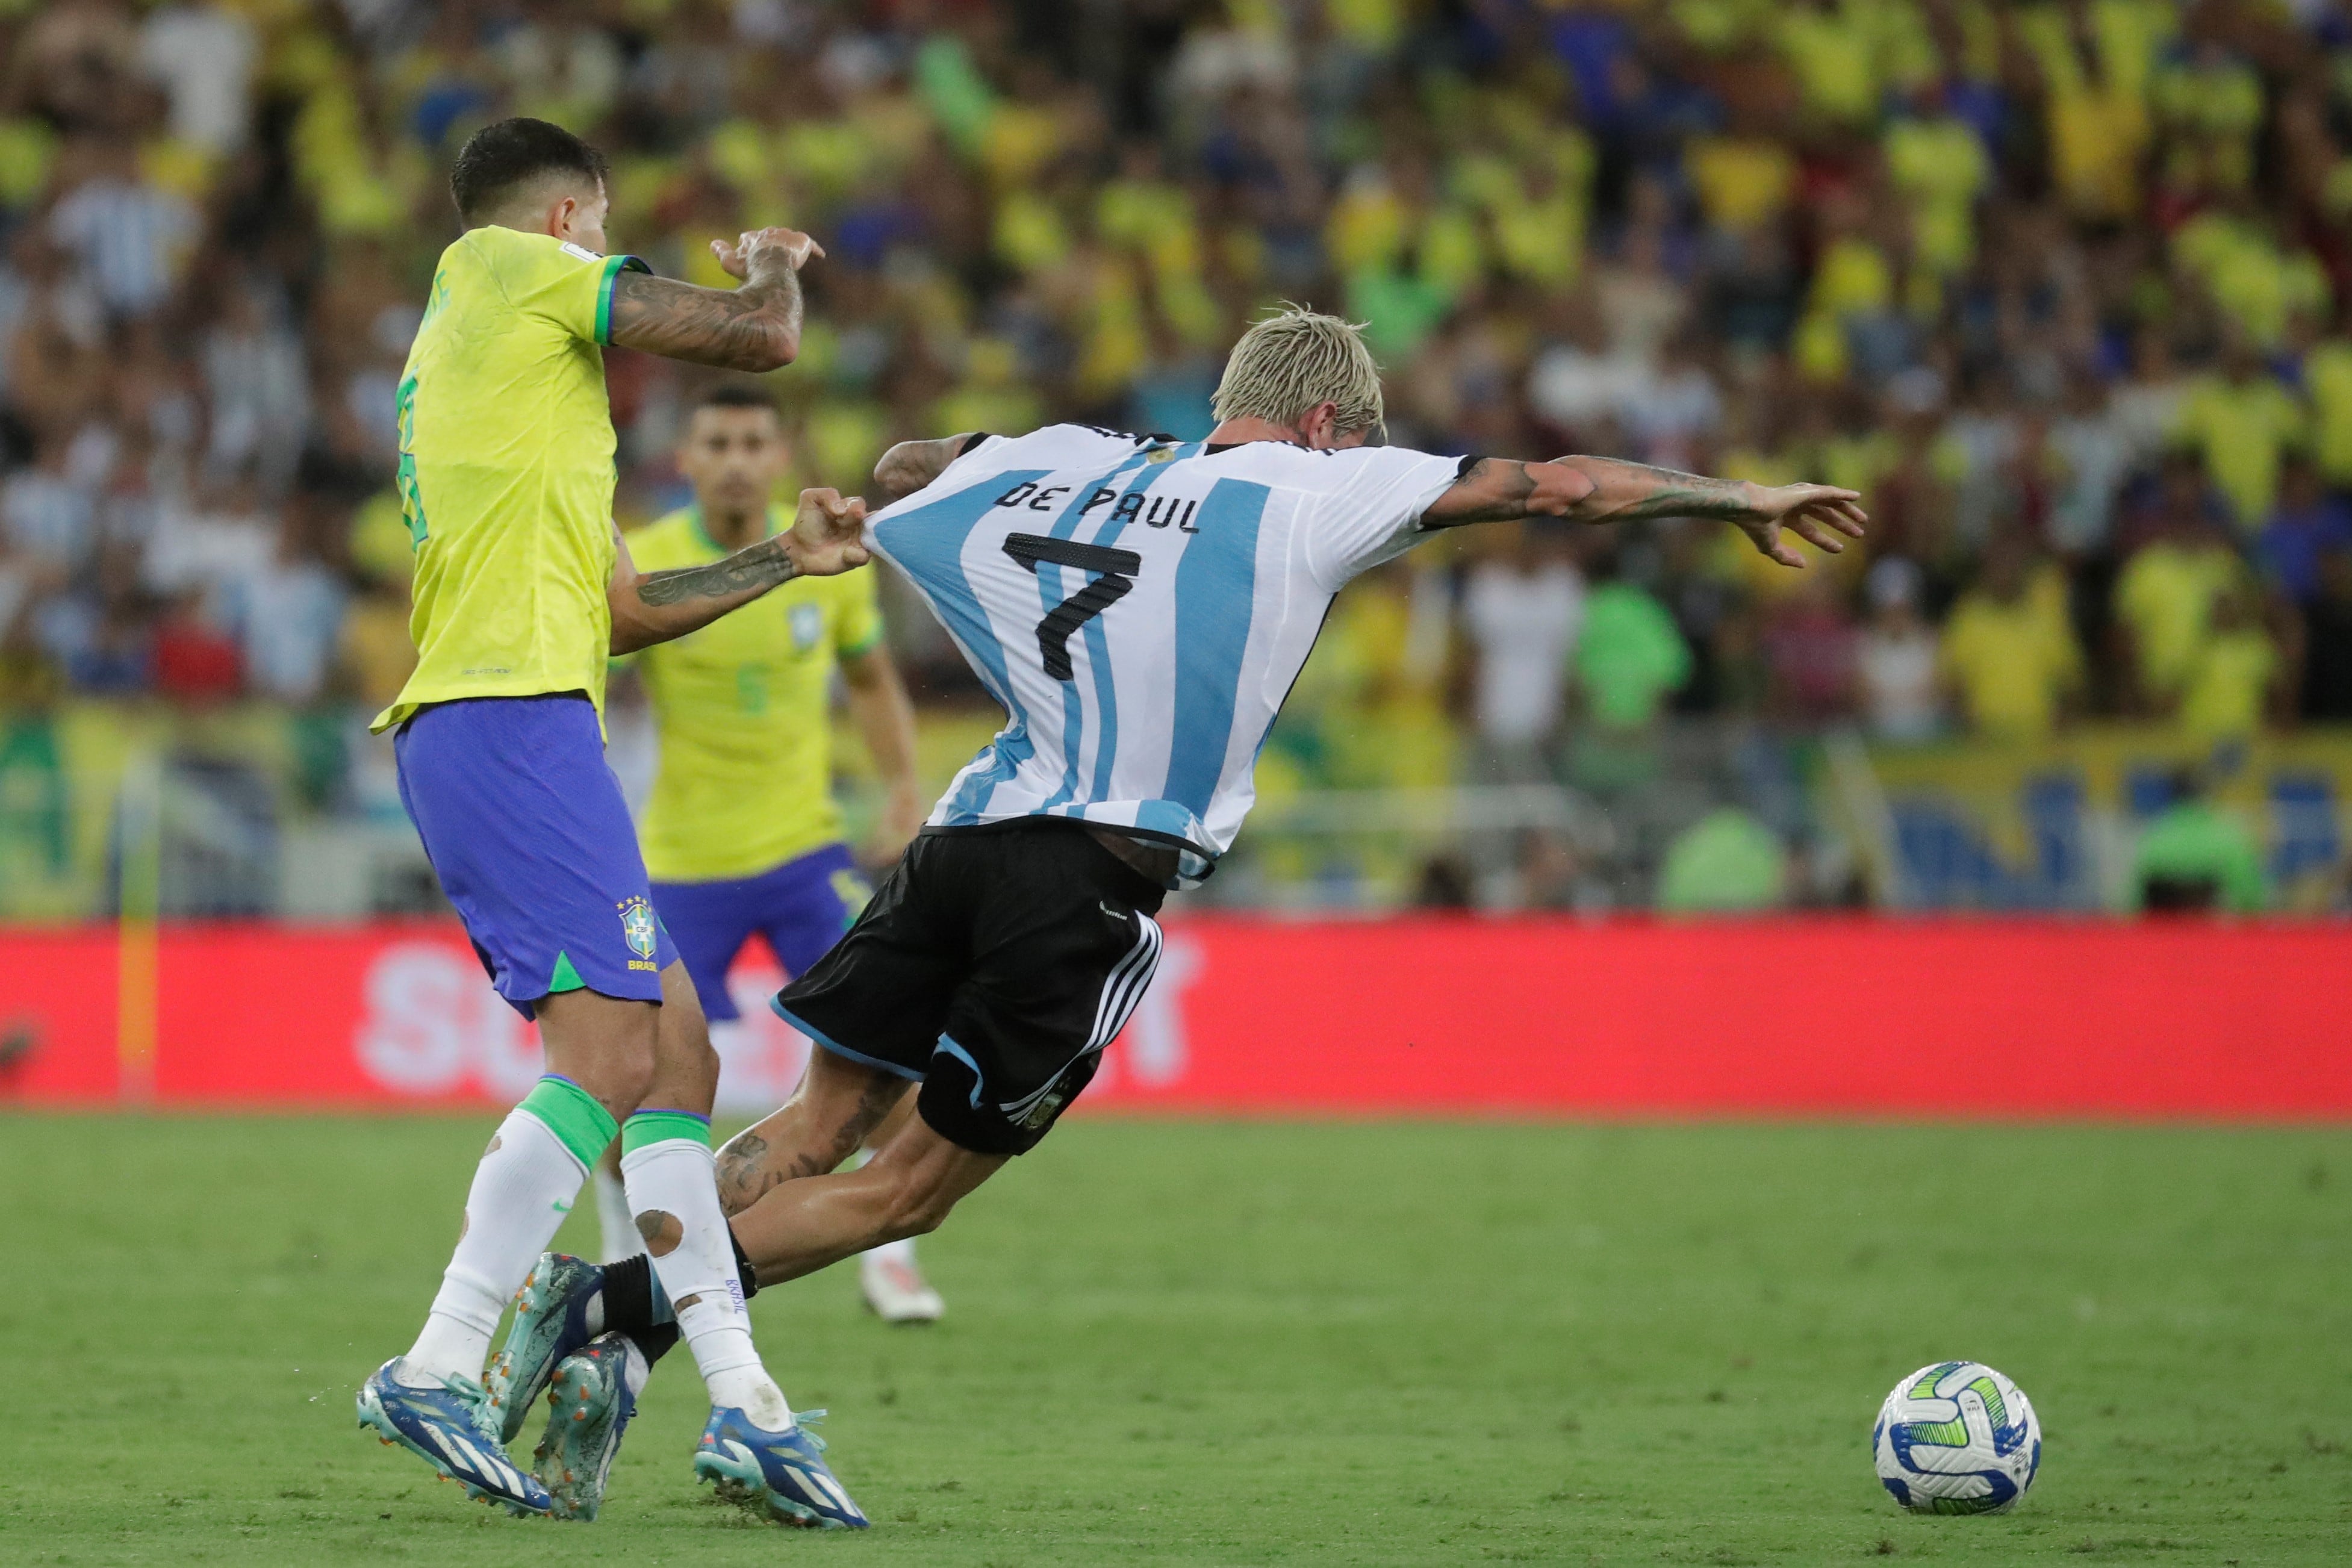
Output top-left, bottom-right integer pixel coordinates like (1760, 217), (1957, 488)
(511, 307), (1867, 1512)
(586, 381), (943, 1325)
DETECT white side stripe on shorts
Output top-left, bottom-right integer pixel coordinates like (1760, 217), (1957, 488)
(1086, 912), (1163, 1053)
(1002, 912), (1163, 1119)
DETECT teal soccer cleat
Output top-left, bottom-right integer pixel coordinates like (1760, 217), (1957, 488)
(484, 1251), (603, 1443)
(692, 1406), (870, 1528)
(358, 1357), (552, 1516)
(531, 1333), (639, 1521)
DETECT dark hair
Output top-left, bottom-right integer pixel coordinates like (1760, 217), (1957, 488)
(449, 118), (608, 223)
(693, 383), (779, 414)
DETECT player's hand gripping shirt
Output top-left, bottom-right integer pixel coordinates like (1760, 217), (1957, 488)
(623, 505), (883, 882)
(372, 225), (649, 733)
(865, 426), (1463, 885)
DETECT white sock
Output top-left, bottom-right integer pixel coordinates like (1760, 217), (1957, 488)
(676, 1295), (791, 1426)
(594, 1166), (645, 1263)
(615, 1335), (652, 1400)
(404, 1097), (597, 1386)
(620, 1114), (792, 1430)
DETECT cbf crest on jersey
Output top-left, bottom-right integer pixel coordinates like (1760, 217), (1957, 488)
(618, 896), (658, 959)
(789, 601), (824, 652)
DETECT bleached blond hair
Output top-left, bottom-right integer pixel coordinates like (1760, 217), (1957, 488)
(1210, 305), (1386, 439)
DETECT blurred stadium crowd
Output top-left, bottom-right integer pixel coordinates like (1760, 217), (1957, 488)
(3, 0), (2352, 917)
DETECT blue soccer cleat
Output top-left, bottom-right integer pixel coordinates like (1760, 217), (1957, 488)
(484, 1251), (602, 1443)
(358, 1357), (552, 1516)
(532, 1333), (639, 1521)
(692, 1405), (870, 1528)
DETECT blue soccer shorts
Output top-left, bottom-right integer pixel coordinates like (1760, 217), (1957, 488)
(395, 692), (679, 1019)
(650, 842), (871, 1022)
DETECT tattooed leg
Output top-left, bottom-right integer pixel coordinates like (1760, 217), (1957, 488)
(715, 1055), (906, 1214)
(718, 1050), (1004, 1288)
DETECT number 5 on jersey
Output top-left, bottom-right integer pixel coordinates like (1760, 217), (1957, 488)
(1003, 532), (1143, 681)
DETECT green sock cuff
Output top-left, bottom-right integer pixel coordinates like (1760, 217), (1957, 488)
(517, 1075), (618, 1168)
(621, 1109), (711, 1156)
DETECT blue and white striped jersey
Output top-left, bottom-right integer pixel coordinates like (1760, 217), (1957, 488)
(866, 425), (1464, 885)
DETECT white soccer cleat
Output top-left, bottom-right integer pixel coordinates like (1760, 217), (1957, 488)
(857, 1242), (944, 1324)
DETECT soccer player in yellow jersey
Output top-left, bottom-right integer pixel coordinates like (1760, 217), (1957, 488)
(590, 382), (943, 1323)
(354, 119), (872, 1529)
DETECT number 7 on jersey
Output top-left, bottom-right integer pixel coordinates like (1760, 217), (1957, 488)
(1003, 533), (1143, 681)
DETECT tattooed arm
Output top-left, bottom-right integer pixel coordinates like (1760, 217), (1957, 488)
(873, 433), (982, 502)
(1422, 455), (1868, 568)
(608, 487), (870, 654)
(605, 226), (823, 373)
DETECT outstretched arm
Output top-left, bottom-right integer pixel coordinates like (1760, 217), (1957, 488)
(1423, 455), (1867, 568)
(608, 488), (870, 655)
(873, 434), (982, 502)
(606, 227), (824, 373)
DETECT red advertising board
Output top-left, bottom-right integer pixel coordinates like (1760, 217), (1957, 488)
(1, 918), (2347, 1118)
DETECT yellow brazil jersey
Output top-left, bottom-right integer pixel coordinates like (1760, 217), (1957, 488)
(371, 225), (649, 733)
(625, 506), (882, 882)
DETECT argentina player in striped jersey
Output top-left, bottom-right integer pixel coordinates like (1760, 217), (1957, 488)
(512, 307), (1866, 1514)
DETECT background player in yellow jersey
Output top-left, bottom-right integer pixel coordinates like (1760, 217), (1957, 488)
(355, 118), (874, 1528)
(591, 382), (944, 1323)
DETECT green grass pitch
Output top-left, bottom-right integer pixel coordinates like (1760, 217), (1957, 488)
(1, 1115), (2346, 1566)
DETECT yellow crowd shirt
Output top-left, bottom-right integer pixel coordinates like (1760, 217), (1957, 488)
(2116, 542), (2251, 698)
(1940, 593), (2082, 740)
(372, 225), (648, 733)
(2304, 338), (2352, 486)
(2171, 373), (2304, 529)
(2179, 629), (2276, 744)
(625, 506), (883, 882)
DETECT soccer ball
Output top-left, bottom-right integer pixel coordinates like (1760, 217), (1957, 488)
(1871, 1360), (2041, 1514)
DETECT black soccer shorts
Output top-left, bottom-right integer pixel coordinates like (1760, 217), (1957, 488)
(772, 821), (1168, 1155)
